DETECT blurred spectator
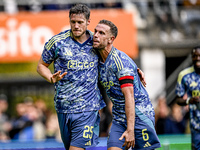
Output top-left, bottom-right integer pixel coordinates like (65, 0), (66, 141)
(179, 0), (200, 38)
(164, 103), (187, 134)
(28, 0), (42, 13)
(45, 112), (61, 141)
(0, 94), (9, 116)
(122, 0), (147, 29)
(133, 0), (149, 20)
(0, 94), (12, 141)
(3, 0), (18, 14)
(35, 99), (48, 124)
(17, 0), (42, 12)
(155, 96), (187, 134)
(183, 0), (200, 6)
(90, 0), (122, 9)
(43, 3), (73, 11)
(23, 96), (34, 105)
(42, 3), (59, 11)
(155, 96), (170, 134)
(26, 104), (46, 140)
(9, 103), (33, 140)
(9, 100), (46, 141)
(153, 0), (183, 42)
(102, 0), (122, 8)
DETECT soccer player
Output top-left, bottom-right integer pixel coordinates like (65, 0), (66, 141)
(93, 19), (161, 150)
(37, 4), (106, 150)
(37, 3), (146, 150)
(175, 46), (200, 150)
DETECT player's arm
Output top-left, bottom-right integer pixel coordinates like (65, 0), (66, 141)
(37, 57), (67, 83)
(176, 96), (188, 106)
(119, 76), (135, 149)
(176, 96), (200, 106)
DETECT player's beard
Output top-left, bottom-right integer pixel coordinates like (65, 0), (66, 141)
(93, 47), (105, 52)
(193, 60), (200, 74)
(93, 43), (106, 51)
(194, 65), (200, 74)
(73, 30), (86, 39)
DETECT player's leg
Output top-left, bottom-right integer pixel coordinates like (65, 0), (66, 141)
(69, 146), (85, 150)
(107, 120), (126, 150)
(107, 147), (122, 150)
(57, 113), (71, 150)
(191, 128), (200, 150)
(70, 110), (100, 149)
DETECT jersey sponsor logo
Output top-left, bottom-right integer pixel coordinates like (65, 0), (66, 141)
(143, 142), (151, 148)
(68, 60), (95, 69)
(100, 81), (114, 90)
(190, 81), (198, 88)
(192, 90), (200, 97)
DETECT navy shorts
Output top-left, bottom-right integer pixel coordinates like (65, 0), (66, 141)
(191, 128), (200, 150)
(57, 111), (100, 149)
(107, 114), (161, 150)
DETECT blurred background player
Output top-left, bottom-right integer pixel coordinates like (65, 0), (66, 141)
(176, 45), (200, 150)
(0, 94), (12, 141)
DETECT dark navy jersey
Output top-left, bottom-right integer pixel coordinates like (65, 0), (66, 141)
(42, 29), (105, 113)
(98, 47), (155, 124)
(176, 66), (200, 130)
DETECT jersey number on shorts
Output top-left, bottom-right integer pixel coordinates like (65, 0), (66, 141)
(83, 125), (94, 139)
(142, 129), (149, 141)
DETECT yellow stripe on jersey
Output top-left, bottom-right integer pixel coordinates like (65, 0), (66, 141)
(45, 31), (71, 50)
(112, 50), (123, 71)
(177, 66), (194, 84)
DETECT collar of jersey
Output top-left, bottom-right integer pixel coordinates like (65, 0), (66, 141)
(70, 30), (93, 47)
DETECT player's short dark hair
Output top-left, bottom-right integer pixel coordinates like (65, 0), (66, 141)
(192, 45), (200, 54)
(69, 3), (90, 20)
(99, 19), (118, 38)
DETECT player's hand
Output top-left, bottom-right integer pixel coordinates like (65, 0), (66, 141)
(137, 68), (146, 87)
(50, 71), (67, 83)
(189, 97), (200, 104)
(119, 130), (135, 150)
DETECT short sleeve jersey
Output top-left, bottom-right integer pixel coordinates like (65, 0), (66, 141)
(176, 66), (200, 130)
(42, 29), (105, 113)
(98, 47), (155, 124)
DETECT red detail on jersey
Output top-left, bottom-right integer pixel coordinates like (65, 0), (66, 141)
(119, 76), (134, 81)
(120, 83), (133, 88)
